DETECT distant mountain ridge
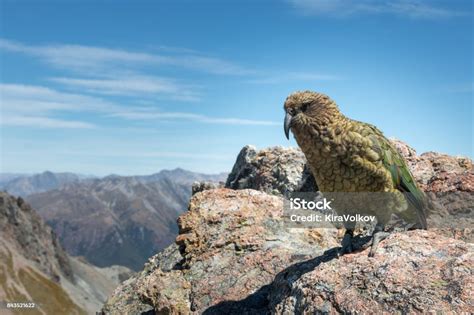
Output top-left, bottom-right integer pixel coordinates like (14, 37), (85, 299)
(24, 168), (227, 271)
(134, 167), (227, 184)
(0, 171), (85, 197)
(0, 173), (29, 186)
(0, 168), (226, 197)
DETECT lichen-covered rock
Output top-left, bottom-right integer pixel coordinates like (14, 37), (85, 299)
(102, 189), (338, 314)
(191, 181), (224, 195)
(101, 244), (183, 315)
(225, 145), (317, 196)
(427, 170), (474, 193)
(269, 231), (473, 314)
(173, 189), (337, 314)
(102, 189), (473, 314)
(102, 142), (473, 314)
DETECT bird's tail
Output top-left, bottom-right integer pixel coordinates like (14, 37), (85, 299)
(405, 191), (428, 230)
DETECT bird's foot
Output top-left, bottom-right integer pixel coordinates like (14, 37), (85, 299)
(368, 231), (390, 257)
(337, 230), (354, 257)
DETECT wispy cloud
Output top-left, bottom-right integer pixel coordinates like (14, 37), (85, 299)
(0, 83), (278, 128)
(3, 116), (96, 129)
(50, 75), (201, 101)
(288, 0), (469, 18)
(0, 83), (115, 129)
(0, 39), (297, 129)
(111, 110), (279, 126)
(0, 38), (341, 99)
(0, 83), (120, 114)
(0, 38), (253, 76)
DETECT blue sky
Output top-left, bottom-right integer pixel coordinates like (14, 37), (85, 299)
(0, 0), (472, 175)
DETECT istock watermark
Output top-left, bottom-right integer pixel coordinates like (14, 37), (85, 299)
(289, 213), (376, 223)
(289, 197), (332, 210)
(283, 191), (474, 229)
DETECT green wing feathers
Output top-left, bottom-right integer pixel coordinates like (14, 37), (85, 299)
(384, 146), (428, 229)
(366, 124), (428, 229)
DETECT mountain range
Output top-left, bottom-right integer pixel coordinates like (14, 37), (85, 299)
(0, 171), (91, 197)
(1, 169), (227, 271)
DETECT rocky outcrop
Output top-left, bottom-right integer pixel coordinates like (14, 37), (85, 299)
(102, 189), (339, 314)
(225, 145), (317, 197)
(103, 188), (473, 314)
(0, 193), (73, 283)
(103, 142), (473, 314)
(101, 244), (183, 314)
(0, 192), (84, 314)
(0, 192), (134, 314)
(192, 181), (224, 195)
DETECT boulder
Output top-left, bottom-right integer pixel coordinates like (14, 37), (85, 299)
(102, 189), (338, 314)
(225, 145), (317, 197)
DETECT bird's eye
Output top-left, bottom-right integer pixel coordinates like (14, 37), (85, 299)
(301, 101), (311, 112)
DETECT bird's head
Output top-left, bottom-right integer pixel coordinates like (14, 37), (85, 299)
(283, 90), (339, 140)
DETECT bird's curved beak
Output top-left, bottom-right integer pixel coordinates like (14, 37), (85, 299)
(284, 112), (293, 140)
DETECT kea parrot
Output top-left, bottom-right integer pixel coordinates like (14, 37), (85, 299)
(283, 91), (427, 256)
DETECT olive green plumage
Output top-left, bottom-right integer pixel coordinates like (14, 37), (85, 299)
(284, 90), (427, 229)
